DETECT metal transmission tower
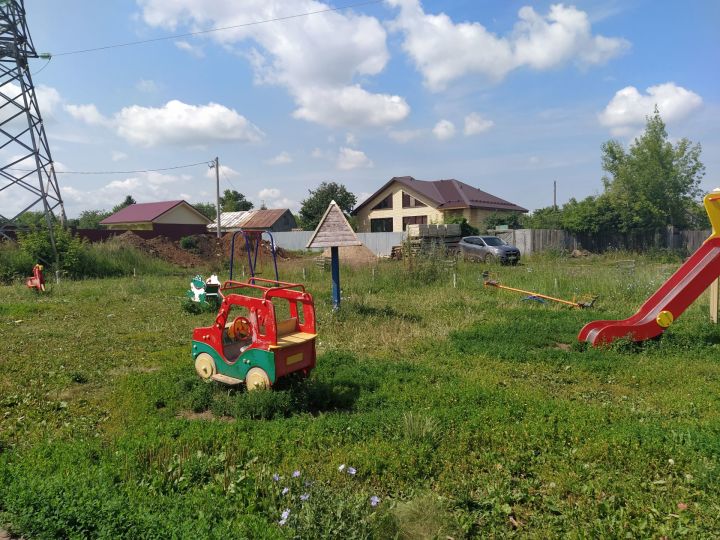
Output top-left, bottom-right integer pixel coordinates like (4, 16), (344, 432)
(0, 0), (65, 259)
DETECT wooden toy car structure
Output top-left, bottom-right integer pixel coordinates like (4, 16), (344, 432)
(192, 277), (317, 390)
(192, 228), (317, 389)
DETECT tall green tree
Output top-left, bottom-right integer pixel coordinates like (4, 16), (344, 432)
(112, 195), (136, 214)
(192, 202), (217, 220)
(601, 109), (705, 232)
(219, 190), (253, 212)
(298, 181), (357, 231)
(76, 210), (111, 229)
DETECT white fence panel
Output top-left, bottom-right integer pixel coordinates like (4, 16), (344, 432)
(270, 231), (405, 257)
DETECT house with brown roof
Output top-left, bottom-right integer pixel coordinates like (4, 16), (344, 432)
(100, 200), (211, 232)
(207, 209), (297, 233)
(352, 176), (528, 233)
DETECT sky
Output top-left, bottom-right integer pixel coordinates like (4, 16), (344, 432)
(8, 0), (719, 218)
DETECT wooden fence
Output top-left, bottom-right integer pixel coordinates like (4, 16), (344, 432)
(493, 228), (712, 255)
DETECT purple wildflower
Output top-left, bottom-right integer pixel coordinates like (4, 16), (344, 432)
(292, 470), (301, 478)
(272, 473), (280, 482)
(281, 487), (290, 496)
(347, 466), (356, 475)
(300, 493), (310, 501)
(278, 508), (290, 526)
(370, 496), (380, 507)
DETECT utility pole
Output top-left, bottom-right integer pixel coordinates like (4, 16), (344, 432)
(553, 180), (557, 211)
(214, 156), (221, 238)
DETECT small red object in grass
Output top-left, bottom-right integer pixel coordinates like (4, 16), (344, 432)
(677, 502), (688, 511)
(26, 264), (45, 292)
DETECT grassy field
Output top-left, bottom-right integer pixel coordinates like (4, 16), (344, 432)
(1, 252), (719, 538)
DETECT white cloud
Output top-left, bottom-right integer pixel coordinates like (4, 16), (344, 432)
(599, 82), (703, 136)
(1, 83), (62, 121)
(345, 132), (357, 146)
(111, 151), (128, 161)
(136, 79), (160, 92)
(433, 119), (455, 140)
(138, 1), (409, 127)
(204, 164), (240, 179)
(387, 0), (629, 91)
(266, 151), (292, 165)
(336, 147), (373, 170)
(388, 128), (425, 143)
(311, 147), (325, 159)
(292, 85), (409, 128)
(258, 188), (280, 199)
(258, 187), (299, 211)
(36, 85), (62, 117)
(464, 112), (494, 135)
(174, 40), (205, 58)
(115, 100), (263, 147)
(65, 103), (110, 126)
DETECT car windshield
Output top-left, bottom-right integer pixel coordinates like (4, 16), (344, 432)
(482, 236), (506, 246)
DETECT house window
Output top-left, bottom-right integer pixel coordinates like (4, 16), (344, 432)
(402, 192), (427, 208)
(370, 218), (393, 232)
(372, 194), (393, 210)
(402, 215), (427, 231)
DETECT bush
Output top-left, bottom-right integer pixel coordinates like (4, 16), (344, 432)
(0, 241), (33, 284)
(180, 236), (198, 251)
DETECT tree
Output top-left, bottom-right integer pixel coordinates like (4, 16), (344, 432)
(76, 210), (111, 229)
(112, 195), (136, 214)
(298, 182), (357, 231)
(220, 190), (253, 212)
(601, 109), (705, 232)
(521, 207), (563, 230)
(484, 211), (523, 231)
(192, 202), (217, 221)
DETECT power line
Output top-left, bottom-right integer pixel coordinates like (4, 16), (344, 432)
(52, 0), (384, 57)
(221, 169), (238, 192)
(7, 160), (211, 175)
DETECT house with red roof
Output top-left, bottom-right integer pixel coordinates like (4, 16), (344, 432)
(100, 200), (211, 232)
(352, 176), (528, 233)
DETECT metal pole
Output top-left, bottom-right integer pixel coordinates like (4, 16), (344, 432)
(553, 180), (557, 210)
(331, 246), (340, 310)
(214, 156), (221, 239)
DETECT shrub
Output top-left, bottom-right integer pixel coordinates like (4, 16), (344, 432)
(180, 236), (198, 251)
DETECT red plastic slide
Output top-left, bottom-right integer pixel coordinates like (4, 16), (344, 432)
(579, 237), (720, 346)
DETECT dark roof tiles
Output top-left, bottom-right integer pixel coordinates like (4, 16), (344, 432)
(100, 200), (184, 224)
(354, 176), (527, 214)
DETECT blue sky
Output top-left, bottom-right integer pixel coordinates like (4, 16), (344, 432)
(15, 0), (720, 218)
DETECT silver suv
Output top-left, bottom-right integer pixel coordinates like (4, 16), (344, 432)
(459, 236), (520, 265)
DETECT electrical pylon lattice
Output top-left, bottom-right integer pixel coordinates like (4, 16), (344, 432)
(0, 0), (65, 251)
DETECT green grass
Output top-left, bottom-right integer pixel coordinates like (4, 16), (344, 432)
(1, 252), (719, 538)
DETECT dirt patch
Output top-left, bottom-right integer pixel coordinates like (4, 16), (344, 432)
(110, 231), (294, 271)
(322, 245), (378, 267)
(112, 232), (204, 268)
(554, 342), (572, 351)
(177, 410), (234, 422)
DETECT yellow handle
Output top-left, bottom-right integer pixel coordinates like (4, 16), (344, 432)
(704, 191), (720, 241)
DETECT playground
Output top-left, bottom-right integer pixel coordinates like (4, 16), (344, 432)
(1, 248), (720, 538)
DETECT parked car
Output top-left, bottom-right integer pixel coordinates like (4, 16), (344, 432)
(459, 235), (521, 264)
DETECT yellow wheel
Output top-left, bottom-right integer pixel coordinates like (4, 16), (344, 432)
(656, 310), (674, 328)
(194, 353), (216, 380)
(245, 367), (270, 391)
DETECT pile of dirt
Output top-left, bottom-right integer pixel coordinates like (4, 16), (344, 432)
(322, 244), (378, 267)
(113, 231), (205, 268)
(219, 232), (293, 261)
(110, 231), (295, 270)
